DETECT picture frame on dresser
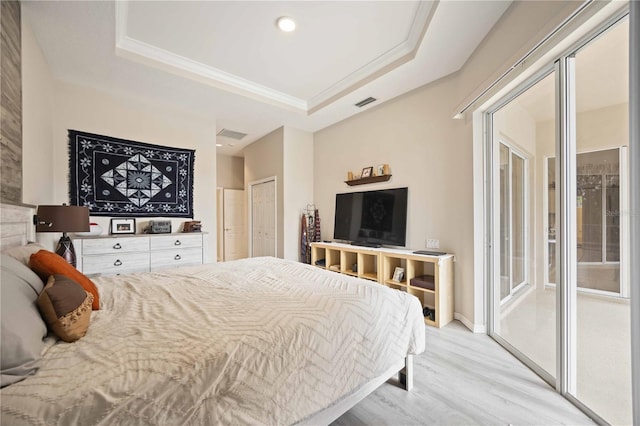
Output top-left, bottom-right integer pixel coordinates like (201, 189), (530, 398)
(110, 218), (136, 234)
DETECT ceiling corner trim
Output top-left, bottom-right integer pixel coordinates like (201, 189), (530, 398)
(306, 0), (439, 113)
(114, 1), (128, 45)
(407, 1), (439, 51)
(114, 3), (307, 113)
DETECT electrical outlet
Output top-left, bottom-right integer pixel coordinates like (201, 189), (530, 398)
(426, 239), (440, 249)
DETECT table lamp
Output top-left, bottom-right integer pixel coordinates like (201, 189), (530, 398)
(35, 204), (90, 267)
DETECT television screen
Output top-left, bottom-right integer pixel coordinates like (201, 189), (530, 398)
(334, 187), (407, 247)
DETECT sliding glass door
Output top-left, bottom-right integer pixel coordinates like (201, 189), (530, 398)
(571, 17), (630, 424)
(491, 71), (556, 381)
(488, 13), (631, 425)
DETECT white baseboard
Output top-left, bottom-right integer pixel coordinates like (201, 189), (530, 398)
(454, 312), (486, 334)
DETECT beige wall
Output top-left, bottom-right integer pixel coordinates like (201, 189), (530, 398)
(21, 17), (54, 207)
(314, 74), (470, 312)
(217, 155), (244, 190)
(314, 1), (583, 329)
(48, 81), (217, 261)
(22, 16), (219, 259)
(21, 16), (57, 250)
(283, 127), (314, 261)
(244, 127), (284, 258)
(244, 126), (314, 261)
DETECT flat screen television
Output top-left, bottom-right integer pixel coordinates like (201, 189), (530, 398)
(333, 187), (408, 247)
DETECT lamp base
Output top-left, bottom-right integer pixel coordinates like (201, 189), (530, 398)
(55, 234), (77, 268)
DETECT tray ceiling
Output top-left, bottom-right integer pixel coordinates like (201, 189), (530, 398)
(23, 1), (511, 154)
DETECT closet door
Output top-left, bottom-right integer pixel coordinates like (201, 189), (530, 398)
(250, 179), (276, 257)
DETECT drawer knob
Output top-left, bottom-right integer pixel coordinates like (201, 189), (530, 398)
(174, 240), (182, 246)
(114, 259), (122, 266)
(174, 254), (182, 260)
(113, 243), (122, 249)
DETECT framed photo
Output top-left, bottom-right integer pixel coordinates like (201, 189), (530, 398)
(110, 218), (136, 234)
(361, 166), (373, 178)
(376, 164), (385, 176)
(392, 267), (405, 282)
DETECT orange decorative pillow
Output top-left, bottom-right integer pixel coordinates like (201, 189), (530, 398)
(29, 250), (100, 310)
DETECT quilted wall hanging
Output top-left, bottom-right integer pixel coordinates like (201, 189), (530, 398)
(69, 130), (195, 217)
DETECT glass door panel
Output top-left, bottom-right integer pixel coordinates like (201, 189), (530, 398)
(491, 71), (556, 380)
(572, 16), (630, 425)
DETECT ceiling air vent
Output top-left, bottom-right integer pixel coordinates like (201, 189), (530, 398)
(355, 97), (377, 108)
(217, 129), (247, 140)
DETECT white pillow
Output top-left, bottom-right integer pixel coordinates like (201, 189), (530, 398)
(1, 242), (47, 266)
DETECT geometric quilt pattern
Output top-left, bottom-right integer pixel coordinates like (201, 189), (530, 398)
(69, 129), (195, 217)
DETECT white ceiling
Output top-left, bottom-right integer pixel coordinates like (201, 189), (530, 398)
(22, 0), (511, 156)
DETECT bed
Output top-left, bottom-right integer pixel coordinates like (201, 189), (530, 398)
(0, 203), (425, 425)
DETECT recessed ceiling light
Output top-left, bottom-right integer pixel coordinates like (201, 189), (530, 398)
(277, 16), (296, 32)
(216, 143), (223, 147)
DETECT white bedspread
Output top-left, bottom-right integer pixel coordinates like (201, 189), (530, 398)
(1, 257), (425, 425)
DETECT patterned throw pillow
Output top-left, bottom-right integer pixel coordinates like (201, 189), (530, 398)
(37, 275), (93, 343)
(30, 250), (100, 310)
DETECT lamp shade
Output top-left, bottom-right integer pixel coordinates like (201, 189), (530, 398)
(35, 205), (90, 233)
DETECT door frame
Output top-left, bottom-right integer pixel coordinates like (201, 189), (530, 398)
(216, 187), (224, 262)
(497, 139), (531, 305)
(248, 176), (277, 258)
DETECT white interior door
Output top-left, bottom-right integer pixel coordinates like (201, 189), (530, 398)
(216, 188), (223, 262)
(250, 179), (276, 257)
(223, 189), (246, 261)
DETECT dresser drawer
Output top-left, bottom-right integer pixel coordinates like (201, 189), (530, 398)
(150, 248), (202, 271)
(82, 237), (149, 255)
(149, 234), (202, 251)
(82, 252), (150, 275)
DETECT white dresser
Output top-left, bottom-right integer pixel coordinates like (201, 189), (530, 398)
(72, 233), (206, 276)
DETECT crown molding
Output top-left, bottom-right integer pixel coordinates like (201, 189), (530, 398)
(114, 1), (435, 114)
(307, 1), (438, 113)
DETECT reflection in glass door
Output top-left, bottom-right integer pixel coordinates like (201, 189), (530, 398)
(491, 71), (557, 382)
(546, 149), (623, 295)
(499, 143), (527, 303)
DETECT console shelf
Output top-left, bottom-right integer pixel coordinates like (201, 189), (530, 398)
(310, 242), (454, 328)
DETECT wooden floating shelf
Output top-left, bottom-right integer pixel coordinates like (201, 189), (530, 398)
(345, 174), (392, 186)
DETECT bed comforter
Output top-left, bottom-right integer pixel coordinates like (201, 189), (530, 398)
(1, 257), (425, 425)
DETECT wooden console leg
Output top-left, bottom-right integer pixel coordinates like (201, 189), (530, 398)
(399, 354), (414, 391)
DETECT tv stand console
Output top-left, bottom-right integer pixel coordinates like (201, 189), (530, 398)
(350, 241), (381, 248)
(310, 242), (454, 328)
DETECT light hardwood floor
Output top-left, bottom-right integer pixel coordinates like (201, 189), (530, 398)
(500, 288), (631, 425)
(332, 321), (594, 426)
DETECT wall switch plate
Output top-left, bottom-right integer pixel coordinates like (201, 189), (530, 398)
(426, 239), (440, 249)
